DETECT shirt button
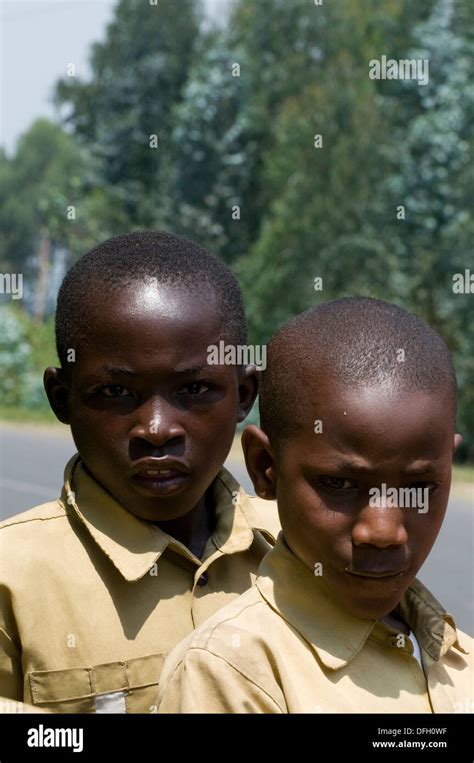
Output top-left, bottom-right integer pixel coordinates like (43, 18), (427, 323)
(387, 634), (407, 649)
(197, 572), (208, 587)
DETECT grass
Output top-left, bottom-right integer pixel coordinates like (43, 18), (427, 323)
(0, 405), (59, 425)
(452, 464), (474, 486)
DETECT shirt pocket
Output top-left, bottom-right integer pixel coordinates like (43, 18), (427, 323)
(28, 653), (165, 714)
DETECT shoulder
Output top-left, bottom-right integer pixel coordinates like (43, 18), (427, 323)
(241, 494), (281, 543)
(435, 624), (474, 681)
(188, 585), (266, 646)
(159, 585), (286, 712)
(0, 502), (67, 574)
(452, 627), (474, 660)
(0, 501), (66, 532)
(158, 585), (287, 712)
(0, 502), (68, 585)
(163, 584), (279, 678)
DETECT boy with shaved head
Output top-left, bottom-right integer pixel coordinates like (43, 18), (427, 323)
(0, 230), (279, 713)
(158, 297), (473, 713)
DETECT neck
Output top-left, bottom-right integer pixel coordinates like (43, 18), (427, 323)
(381, 609), (410, 635)
(155, 490), (216, 559)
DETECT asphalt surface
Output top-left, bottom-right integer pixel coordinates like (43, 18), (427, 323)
(1, 423), (472, 635)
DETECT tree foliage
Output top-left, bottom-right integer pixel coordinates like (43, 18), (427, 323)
(55, 0), (202, 227)
(1, 0), (472, 455)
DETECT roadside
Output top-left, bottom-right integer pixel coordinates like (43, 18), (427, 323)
(1, 417), (473, 497)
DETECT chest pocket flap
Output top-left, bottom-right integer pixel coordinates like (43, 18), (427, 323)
(29, 653), (165, 712)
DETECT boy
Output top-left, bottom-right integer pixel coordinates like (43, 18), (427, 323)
(158, 297), (473, 713)
(0, 231), (279, 713)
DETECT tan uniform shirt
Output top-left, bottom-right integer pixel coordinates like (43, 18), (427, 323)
(0, 697), (46, 714)
(158, 535), (473, 713)
(0, 455), (280, 713)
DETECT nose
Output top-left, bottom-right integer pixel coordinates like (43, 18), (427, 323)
(129, 396), (185, 450)
(352, 502), (408, 549)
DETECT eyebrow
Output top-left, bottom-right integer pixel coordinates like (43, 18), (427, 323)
(399, 462), (439, 475)
(97, 366), (136, 377)
(84, 363), (211, 381)
(332, 461), (372, 474)
(332, 460), (438, 475)
(172, 364), (208, 375)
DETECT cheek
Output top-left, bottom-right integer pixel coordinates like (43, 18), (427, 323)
(69, 404), (129, 459)
(71, 408), (125, 437)
(190, 397), (239, 441)
(278, 480), (350, 557)
(407, 496), (448, 557)
(189, 424), (235, 467)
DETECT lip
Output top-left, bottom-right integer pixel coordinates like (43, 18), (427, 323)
(345, 568), (408, 579)
(130, 458), (191, 495)
(130, 458), (191, 478)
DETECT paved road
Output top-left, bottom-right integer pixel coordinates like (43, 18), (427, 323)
(1, 424), (472, 635)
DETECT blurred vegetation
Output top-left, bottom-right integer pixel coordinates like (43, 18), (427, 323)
(0, 307), (56, 410)
(0, 0), (472, 459)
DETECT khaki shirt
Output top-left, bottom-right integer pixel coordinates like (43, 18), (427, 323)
(0, 697), (46, 714)
(158, 535), (473, 713)
(0, 455), (280, 713)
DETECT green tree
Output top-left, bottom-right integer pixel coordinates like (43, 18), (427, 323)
(235, 0), (435, 339)
(383, 0), (474, 456)
(236, 0), (472, 455)
(55, 0), (202, 228)
(0, 119), (112, 320)
(163, 30), (259, 262)
(0, 307), (50, 408)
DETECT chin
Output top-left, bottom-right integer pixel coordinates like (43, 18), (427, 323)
(131, 504), (191, 523)
(344, 593), (404, 621)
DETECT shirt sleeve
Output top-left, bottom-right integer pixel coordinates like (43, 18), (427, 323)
(158, 648), (284, 714)
(0, 588), (23, 701)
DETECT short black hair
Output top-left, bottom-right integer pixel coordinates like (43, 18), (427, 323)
(55, 230), (247, 368)
(260, 297), (457, 445)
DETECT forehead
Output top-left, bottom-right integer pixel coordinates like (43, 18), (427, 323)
(75, 283), (224, 371)
(294, 382), (454, 465)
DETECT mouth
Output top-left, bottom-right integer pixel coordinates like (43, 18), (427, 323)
(130, 459), (191, 495)
(344, 567), (408, 580)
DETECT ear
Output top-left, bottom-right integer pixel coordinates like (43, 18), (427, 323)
(453, 433), (463, 454)
(241, 424), (277, 500)
(44, 367), (71, 424)
(236, 365), (259, 423)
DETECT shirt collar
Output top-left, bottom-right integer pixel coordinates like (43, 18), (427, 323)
(205, 467), (266, 557)
(396, 578), (468, 664)
(256, 534), (468, 671)
(61, 454), (265, 582)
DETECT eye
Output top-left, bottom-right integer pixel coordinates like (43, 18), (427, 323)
(101, 385), (132, 398)
(178, 382), (211, 396)
(317, 476), (356, 491)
